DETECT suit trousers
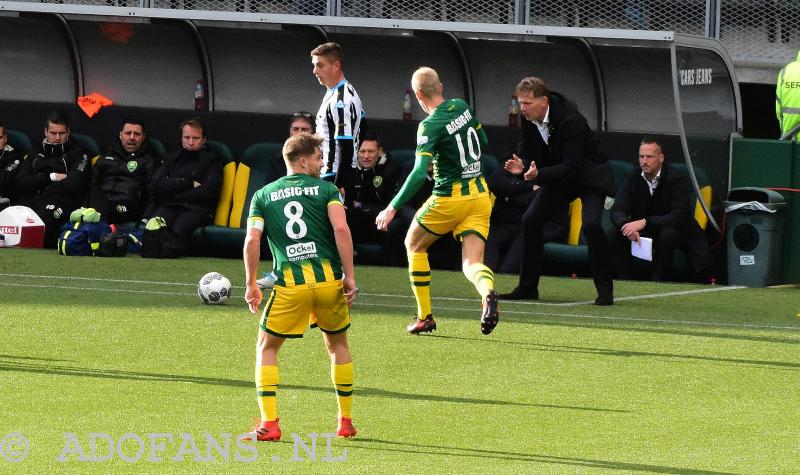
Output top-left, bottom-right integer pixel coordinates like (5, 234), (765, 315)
(518, 184), (613, 296)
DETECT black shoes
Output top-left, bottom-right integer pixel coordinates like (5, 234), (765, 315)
(499, 286), (539, 301)
(594, 294), (614, 306)
(480, 290), (499, 335)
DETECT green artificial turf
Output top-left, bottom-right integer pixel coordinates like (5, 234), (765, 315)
(0, 248), (798, 473)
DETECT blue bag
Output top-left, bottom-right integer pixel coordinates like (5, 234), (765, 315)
(57, 220), (111, 256)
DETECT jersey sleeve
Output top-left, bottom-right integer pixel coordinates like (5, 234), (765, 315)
(324, 181), (344, 206)
(414, 121), (438, 160)
(247, 188), (267, 230)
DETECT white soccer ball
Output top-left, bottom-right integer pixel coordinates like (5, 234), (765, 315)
(197, 272), (232, 305)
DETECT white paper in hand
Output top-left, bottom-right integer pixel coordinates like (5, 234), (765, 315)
(631, 237), (653, 261)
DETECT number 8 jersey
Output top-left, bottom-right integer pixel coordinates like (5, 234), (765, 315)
(416, 98), (490, 198)
(248, 173), (344, 288)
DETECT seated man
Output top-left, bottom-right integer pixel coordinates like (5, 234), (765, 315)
(0, 121), (25, 205)
(265, 111), (315, 185)
(485, 158), (569, 274)
(607, 136), (712, 282)
(338, 133), (402, 253)
(146, 117), (222, 257)
(88, 118), (159, 225)
(14, 112), (93, 248)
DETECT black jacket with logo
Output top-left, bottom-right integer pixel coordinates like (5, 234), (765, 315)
(14, 137), (92, 203)
(339, 154), (402, 211)
(0, 144), (24, 200)
(91, 138), (159, 213)
(150, 147), (223, 215)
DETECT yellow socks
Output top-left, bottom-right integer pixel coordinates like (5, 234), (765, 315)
(256, 365), (279, 421)
(408, 252), (432, 318)
(332, 362), (354, 418)
(465, 262), (494, 299)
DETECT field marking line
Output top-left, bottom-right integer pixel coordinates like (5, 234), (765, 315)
(357, 301), (800, 331)
(0, 272), (744, 306)
(362, 285), (745, 306)
(1, 280), (797, 331)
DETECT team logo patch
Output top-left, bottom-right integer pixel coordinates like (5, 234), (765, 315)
(417, 135), (429, 145)
(335, 100), (345, 109)
(127, 161), (138, 172)
(373, 176), (383, 188)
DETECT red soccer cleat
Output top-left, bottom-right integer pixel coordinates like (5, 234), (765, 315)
(337, 416), (357, 438)
(243, 418), (281, 442)
(406, 314), (436, 334)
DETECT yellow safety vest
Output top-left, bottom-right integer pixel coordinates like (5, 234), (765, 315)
(776, 50), (800, 141)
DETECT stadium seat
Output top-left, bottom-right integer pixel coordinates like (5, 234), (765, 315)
(671, 163), (713, 231)
(6, 129), (32, 154)
(147, 137), (166, 165)
(229, 142), (281, 229)
(390, 149), (416, 169)
(72, 133), (101, 162)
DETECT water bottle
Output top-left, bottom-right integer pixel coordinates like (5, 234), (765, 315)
(508, 95), (519, 128)
(194, 79), (205, 112)
(402, 89), (412, 121)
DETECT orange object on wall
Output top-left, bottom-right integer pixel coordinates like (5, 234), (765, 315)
(77, 93), (114, 118)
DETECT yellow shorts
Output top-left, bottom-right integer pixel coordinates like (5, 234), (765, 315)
(259, 281), (350, 338)
(415, 192), (493, 241)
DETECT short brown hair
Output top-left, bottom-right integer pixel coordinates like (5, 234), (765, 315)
(283, 132), (322, 163)
(180, 117), (206, 138)
(411, 67), (442, 99)
(310, 42), (343, 64)
(516, 77), (549, 98)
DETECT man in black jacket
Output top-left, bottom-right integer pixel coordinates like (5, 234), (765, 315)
(88, 118), (159, 225)
(147, 117), (222, 256)
(501, 77), (616, 305)
(14, 112), (93, 248)
(339, 133), (402, 250)
(607, 137), (712, 281)
(0, 121), (25, 205)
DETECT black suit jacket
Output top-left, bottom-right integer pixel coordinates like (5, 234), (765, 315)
(610, 163), (712, 272)
(517, 91), (615, 197)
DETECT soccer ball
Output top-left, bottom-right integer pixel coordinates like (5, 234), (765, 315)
(197, 272), (232, 305)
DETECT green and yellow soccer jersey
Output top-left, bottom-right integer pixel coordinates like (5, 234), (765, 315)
(248, 173), (343, 288)
(416, 98), (490, 197)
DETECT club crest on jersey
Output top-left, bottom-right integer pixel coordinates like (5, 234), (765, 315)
(373, 176), (383, 188)
(127, 161), (138, 172)
(335, 100), (345, 109)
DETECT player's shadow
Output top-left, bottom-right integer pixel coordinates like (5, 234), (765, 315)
(0, 356), (626, 411)
(431, 335), (800, 370)
(349, 438), (736, 474)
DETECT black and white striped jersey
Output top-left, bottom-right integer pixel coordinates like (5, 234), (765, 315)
(316, 78), (364, 178)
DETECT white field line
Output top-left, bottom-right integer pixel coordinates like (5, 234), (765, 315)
(0, 275), (795, 332)
(357, 301), (800, 331)
(0, 272), (745, 305)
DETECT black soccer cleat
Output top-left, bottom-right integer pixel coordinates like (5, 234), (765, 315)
(480, 290), (500, 335)
(407, 315), (436, 335)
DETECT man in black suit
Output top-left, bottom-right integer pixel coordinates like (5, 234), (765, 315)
(607, 137), (712, 282)
(501, 77), (615, 305)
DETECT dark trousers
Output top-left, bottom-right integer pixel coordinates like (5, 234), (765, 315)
(151, 204), (211, 245)
(608, 225), (684, 282)
(518, 185), (613, 296)
(21, 196), (81, 249)
(485, 223), (524, 274)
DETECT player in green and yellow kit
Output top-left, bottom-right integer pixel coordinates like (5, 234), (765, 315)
(243, 133), (358, 441)
(376, 66), (499, 336)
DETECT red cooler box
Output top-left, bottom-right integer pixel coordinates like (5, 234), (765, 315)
(0, 206), (45, 248)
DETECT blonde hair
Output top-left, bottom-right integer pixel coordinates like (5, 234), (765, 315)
(411, 67), (442, 99)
